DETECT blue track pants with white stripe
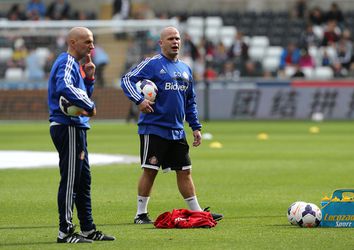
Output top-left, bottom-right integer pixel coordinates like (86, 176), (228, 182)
(50, 125), (94, 234)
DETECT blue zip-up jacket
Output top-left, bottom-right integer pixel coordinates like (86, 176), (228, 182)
(48, 52), (95, 128)
(121, 54), (202, 140)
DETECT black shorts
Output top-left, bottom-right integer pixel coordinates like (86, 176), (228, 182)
(139, 134), (191, 172)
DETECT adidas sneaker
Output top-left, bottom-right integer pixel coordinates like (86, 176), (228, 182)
(81, 229), (116, 241)
(57, 233), (92, 243)
(204, 207), (224, 221)
(134, 213), (153, 224)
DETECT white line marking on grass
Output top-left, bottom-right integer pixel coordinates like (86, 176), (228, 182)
(0, 150), (139, 169)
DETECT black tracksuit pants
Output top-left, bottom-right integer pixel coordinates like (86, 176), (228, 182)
(50, 125), (94, 234)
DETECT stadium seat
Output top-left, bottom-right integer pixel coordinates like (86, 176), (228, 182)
(302, 67), (314, 79)
(205, 27), (220, 44)
(250, 36), (269, 48)
(186, 16), (204, 29)
(309, 47), (322, 68)
(221, 36), (235, 48)
(269, 36), (283, 46)
(186, 16), (205, 45)
(265, 46), (283, 58)
(313, 66), (334, 79)
(242, 35), (251, 46)
(36, 47), (50, 65)
(262, 56), (280, 72)
(220, 26), (237, 48)
(205, 16), (223, 28)
(284, 66), (296, 78)
(5, 67), (24, 80)
(0, 47), (13, 63)
(185, 26), (203, 45)
(308, 46), (320, 65)
(313, 25), (324, 40)
(249, 46), (266, 62)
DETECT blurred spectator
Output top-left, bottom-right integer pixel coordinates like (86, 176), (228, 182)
(321, 20), (340, 46)
(308, 6), (324, 26)
(72, 10), (91, 20)
(46, 0), (71, 20)
(133, 3), (155, 19)
(7, 38), (28, 70)
(204, 62), (217, 80)
(325, 2), (345, 28)
(7, 4), (26, 20)
(44, 52), (56, 77)
(279, 42), (301, 70)
(182, 32), (200, 61)
(112, 0), (130, 20)
(26, 0), (46, 20)
(219, 61), (240, 81)
(227, 32), (249, 64)
(298, 24), (321, 49)
(240, 60), (263, 77)
(332, 61), (347, 77)
(204, 39), (215, 62)
(299, 48), (315, 68)
(25, 48), (45, 80)
(213, 42), (228, 73)
(336, 30), (353, 70)
(321, 49), (333, 66)
(293, 0), (307, 19)
(156, 12), (169, 20)
(142, 37), (159, 57)
(91, 45), (109, 87)
(180, 51), (194, 70)
(193, 57), (205, 82)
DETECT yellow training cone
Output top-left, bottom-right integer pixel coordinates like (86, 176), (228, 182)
(209, 141), (223, 149)
(309, 126), (320, 134)
(257, 133), (269, 140)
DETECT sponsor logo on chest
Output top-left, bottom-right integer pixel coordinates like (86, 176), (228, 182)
(164, 71), (190, 91)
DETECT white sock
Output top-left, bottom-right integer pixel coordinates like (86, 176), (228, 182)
(185, 196), (202, 211)
(81, 229), (95, 236)
(137, 195), (150, 215)
(58, 231), (68, 239)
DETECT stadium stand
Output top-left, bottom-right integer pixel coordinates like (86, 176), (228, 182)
(5, 67), (24, 80)
(1, 0), (354, 85)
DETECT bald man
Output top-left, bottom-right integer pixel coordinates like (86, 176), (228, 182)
(121, 26), (223, 224)
(48, 27), (115, 243)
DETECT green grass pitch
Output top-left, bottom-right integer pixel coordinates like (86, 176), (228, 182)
(0, 120), (354, 249)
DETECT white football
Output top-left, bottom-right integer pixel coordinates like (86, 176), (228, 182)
(136, 79), (158, 102)
(287, 201), (306, 225)
(59, 96), (84, 116)
(295, 202), (322, 228)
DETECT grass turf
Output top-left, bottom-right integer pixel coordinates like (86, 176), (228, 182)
(0, 120), (353, 249)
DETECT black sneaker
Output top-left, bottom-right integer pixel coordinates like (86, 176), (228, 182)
(81, 230), (116, 241)
(204, 207), (224, 221)
(134, 213), (153, 224)
(57, 233), (93, 243)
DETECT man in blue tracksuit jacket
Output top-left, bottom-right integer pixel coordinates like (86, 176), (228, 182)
(48, 27), (114, 243)
(121, 26), (223, 224)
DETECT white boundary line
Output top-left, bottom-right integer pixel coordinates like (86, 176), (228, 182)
(0, 150), (139, 169)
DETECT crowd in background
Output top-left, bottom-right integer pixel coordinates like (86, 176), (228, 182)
(1, 0), (354, 84)
(123, 1), (354, 82)
(5, 0), (96, 21)
(0, 0), (103, 82)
